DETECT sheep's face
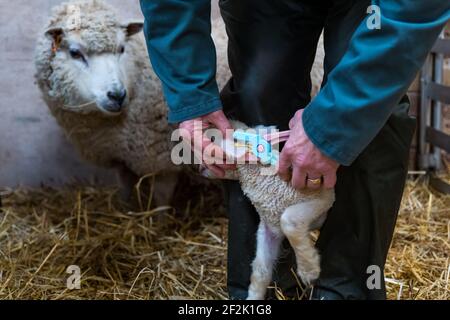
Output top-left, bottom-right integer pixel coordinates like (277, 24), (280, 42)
(45, 22), (143, 116)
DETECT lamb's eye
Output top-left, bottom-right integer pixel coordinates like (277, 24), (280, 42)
(118, 45), (125, 54)
(69, 48), (84, 60)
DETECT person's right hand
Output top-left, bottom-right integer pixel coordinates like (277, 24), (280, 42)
(179, 110), (235, 178)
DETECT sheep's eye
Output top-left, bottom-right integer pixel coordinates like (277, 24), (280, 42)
(118, 45), (125, 54)
(69, 48), (84, 60)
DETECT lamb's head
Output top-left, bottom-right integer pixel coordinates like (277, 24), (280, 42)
(36, 0), (143, 116)
(200, 120), (281, 179)
(223, 120), (279, 165)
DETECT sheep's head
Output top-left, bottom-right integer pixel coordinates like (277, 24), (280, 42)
(42, 1), (143, 116)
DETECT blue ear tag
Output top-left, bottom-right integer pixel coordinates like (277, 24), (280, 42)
(233, 131), (278, 166)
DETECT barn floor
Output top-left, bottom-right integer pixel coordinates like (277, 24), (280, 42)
(0, 175), (448, 300)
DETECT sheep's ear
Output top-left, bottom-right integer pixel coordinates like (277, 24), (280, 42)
(122, 21), (144, 37)
(45, 27), (65, 51)
(45, 27), (64, 41)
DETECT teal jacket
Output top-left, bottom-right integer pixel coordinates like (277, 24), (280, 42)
(139, 0), (449, 165)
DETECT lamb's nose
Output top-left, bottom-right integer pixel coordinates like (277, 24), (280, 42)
(107, 89), (127, 106)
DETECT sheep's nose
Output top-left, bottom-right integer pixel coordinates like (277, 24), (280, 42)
(107, 89), (127, 106)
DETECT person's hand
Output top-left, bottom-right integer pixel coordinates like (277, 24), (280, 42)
(179, 110), (235, 178)
(278, 109), (339, 190)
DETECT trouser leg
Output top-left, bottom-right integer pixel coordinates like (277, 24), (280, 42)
(311, 0), (416, 299)
(220, 0), (416, 300)
(223, 180), (259, 300)
(219, 0), (327, 299)
(313, 97), (416, 299)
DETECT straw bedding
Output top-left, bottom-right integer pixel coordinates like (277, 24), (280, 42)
(0, 174), (448, 300)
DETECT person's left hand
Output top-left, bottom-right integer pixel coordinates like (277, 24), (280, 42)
(278, 109), (340, 190)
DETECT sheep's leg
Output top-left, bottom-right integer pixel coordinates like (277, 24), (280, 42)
(152, 171), (179, 207)
(247, 222), (283, 300)
(280, 202), (325, 287)
(116, 164), (139, 201)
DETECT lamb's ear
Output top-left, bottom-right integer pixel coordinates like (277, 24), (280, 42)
(122, 21), (144, 37)
(45, 27), (65, 51)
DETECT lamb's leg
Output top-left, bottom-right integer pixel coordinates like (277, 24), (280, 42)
(280, 202), (326, 286)
(310, 212), (328, 230)
(247, 222), (284, 300)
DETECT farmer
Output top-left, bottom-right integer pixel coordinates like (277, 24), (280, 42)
(140, 0), (450, 299)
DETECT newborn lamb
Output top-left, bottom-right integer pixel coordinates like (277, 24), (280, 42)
(221, 121), (335, 300)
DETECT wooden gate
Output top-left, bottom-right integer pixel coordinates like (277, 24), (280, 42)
(419, 34), (450, 193)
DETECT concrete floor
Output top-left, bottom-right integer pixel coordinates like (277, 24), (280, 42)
(0, 0), (219, 187)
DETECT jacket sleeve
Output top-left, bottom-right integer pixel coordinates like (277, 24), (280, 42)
(302, 0), (450, 166)
(139, 0), (222, 123)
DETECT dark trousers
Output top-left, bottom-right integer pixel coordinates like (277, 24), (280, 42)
(219, 0), (416, 299)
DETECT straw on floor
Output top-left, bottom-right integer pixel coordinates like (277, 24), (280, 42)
(0, 174), (448, 300)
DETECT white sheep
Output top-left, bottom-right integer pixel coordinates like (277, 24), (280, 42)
(34, 0), (325, 206)
(216, 121), (335, 300)
(34, 0), (231, 203)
